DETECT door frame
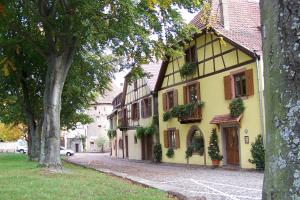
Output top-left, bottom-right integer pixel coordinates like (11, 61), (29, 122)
(221, 124), (241, 166)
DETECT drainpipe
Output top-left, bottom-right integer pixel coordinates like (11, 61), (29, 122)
(254, 52), (266, 144)
(122, 131), (125, 159)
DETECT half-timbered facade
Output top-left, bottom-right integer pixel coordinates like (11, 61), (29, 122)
(109, 92), (125, 158)
(155, 0), (265, 169)
(109, 63), (160, 160)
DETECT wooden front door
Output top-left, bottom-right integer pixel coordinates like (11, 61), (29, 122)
(141, 135), (153, 160)
(125, 136), (129, 158)
(225, 127), (239, 165)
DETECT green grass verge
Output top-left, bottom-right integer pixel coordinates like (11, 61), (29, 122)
(0, 154), (170, 200)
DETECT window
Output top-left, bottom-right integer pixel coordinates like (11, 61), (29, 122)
(167, 91), (174, 109)
(94, 106), (97, 110)
(141, 97), (152, 118)
(234, 73), (246, 97)
(185, 45), (197, 63)
(134, 136), (137, 144)
(134, 80), (138, 91)
(188, 84), (198, 103)
(131, 102), (139, 120)
(182, 82), (202, 121)
(163, 129), (180, 149)
(223, 69), (254, 100)
(168, 130), (176, 148)
(118, 108), (127, 127)
(184, 82), (200, 104)
(163, 90), (178, 111)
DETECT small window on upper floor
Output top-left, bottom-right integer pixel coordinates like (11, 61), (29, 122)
(185, 45), (197, 63)
(162, 90), (178, 111)
(131, 102), (139, 120)
(94, 106), (97, 110)
(234, 72), (247, 98)
(134, 80), (138, 91)
(223, 69), (254, 100)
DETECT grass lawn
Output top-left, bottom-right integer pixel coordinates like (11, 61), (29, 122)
(0, 154), (171, 200)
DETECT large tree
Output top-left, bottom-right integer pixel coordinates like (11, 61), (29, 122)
(0, 36), (115, 160)
(261, 0), (300, 199)
(1, 0), (201, 168)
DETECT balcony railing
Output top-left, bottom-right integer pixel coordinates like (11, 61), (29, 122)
(118, 118), (128, 128)
(178, 107), (202, 124)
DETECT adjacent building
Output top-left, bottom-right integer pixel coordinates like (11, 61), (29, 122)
(154, 0), (264, 169)
(108, 63), (160, 160)
(64, 87), (121, 153)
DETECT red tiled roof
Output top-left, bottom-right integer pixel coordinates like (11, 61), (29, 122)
(210, 114), (242, 125)
(190, 0), (262, 54)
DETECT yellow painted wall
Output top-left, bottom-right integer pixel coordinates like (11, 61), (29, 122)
(158, 32), (263, 169)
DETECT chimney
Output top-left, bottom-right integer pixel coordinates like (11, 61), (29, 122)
(220, 0), (230, 30)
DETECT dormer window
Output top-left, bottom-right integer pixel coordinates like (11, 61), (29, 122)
(185, 45), (197, 63)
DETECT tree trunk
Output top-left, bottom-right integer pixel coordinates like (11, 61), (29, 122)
(20, 72), (41, 161)
(39, 49), (75, 168)
(261, 0), (300, 199)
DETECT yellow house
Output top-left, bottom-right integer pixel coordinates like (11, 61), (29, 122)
(109, 63), (161, 160)
(154, 0), (265, 169)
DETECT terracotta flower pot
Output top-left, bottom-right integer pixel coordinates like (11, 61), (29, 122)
(212, 160), (220, 166)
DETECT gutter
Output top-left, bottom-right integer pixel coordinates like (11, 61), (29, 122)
(254, 52), (266, 143)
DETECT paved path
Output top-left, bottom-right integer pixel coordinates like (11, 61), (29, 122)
(66, 153), (263, 200)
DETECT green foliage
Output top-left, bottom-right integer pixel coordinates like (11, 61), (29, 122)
(249, 135), (265, 170)
(208, 128), (223, 161)
(179, 62), (198, 78)
(192, 134), (205, 155)
(136, 127), (146, 139)
(136, 125), (155, 139)
(163, 111), (172, 121)
(185, 146), (193, 161)
(153, 143), (162, 163)
(229, 98), (245, 117)
(166, 148), (174, 158)
(145, 126), (154, 136)
(107, 129), (117, 139)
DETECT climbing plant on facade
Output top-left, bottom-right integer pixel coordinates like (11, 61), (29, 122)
(229, 98), (245, 117)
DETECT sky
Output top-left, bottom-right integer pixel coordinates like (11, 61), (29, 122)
(112, 9), (197, 89)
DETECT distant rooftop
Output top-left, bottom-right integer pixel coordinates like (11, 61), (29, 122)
(142, 62), (161, 91)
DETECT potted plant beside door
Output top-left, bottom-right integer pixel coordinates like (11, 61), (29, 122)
(208, 128), (223, 167)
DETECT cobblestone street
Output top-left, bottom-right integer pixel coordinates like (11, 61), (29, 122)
(66, 153), (263, 200)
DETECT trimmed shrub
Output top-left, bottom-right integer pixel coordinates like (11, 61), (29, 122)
(208, 128), (223, 161)
(153, 143), (162, 163)
(166, 148), (174, 158)
(249, 135), (265, 170)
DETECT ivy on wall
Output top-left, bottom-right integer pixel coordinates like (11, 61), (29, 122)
(179, 62), (198, 79)
(107, 129), (117, 139)
(229, 98), (245, 117)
